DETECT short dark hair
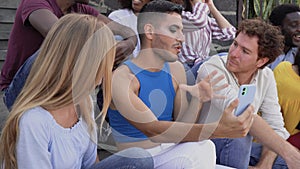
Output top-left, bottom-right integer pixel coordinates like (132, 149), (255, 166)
(167, 0), (192, 12)
(236, 19), (284, 68)
(139, 0), (183, 14)
(137, 0), (183, 40)
(269, 4), (300, 26)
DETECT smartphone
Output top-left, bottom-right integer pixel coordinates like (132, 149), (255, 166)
(234, 84), (256, 116)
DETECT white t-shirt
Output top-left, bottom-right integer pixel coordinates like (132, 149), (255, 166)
(109, 9), (140, 58)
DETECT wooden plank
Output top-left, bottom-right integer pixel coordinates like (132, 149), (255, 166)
(0, 50), (6, 61)
(0, 41), (8, 50)
(0, 31), (10, 40)
(0, 8), (16, 23)
(0, 0), (20, 9)
(0, 50), (6, 72)
(0, 23), (13, 33)
(0, 62), (4, 71)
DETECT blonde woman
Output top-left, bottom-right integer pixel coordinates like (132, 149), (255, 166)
(0, 14), (153, 169)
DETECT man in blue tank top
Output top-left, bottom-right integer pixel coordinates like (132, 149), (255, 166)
(108, 0), (255, 168)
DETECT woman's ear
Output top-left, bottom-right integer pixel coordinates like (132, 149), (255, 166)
(144, 24), (154, 40)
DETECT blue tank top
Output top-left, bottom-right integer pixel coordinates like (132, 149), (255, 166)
(108, 60), (175, 143)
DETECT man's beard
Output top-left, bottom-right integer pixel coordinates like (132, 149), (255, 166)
(284, 36), (297, 47)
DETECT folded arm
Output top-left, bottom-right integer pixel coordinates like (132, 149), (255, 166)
(250, 115), (300, 169)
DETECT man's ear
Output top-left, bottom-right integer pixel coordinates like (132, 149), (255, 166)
(257, 57), (269, 68)
(144, 24), (154, 40)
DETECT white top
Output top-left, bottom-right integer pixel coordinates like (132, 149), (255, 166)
(16, 106), (97, 169)
(108, 9), (140, 58)
(197, 55), (290, 139)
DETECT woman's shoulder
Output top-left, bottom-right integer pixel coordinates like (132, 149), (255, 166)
(20, 107), (54, 128)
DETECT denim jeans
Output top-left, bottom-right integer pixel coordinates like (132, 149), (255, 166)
(3, 50), (39, 111)
(212, 135), (253, 169)
(90, 147), (153, 169)
(250, 142), (287, 169)
(213, 135), (288, 169)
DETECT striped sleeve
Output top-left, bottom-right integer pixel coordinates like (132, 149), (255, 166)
(210, 18), (236, 41)
(182, 2), (210, 31)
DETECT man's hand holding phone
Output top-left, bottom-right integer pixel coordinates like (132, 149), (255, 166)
(234, 84), (256, 116)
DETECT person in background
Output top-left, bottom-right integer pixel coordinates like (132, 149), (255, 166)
(268, 3), (300, 70)
(0, 14), (153, 169)
(273, 49), (300, 150)
(95, 0), (153, 111)
(1, 0), (138, 110)
(108, 0), (153, 58)
(181, 0), (235, 66)
(197, 18), (300, 169)
(108, 1), (254, 168)
(169, 0), (236, 84)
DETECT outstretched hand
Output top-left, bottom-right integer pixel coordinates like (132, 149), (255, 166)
(179, 70), (228, 102)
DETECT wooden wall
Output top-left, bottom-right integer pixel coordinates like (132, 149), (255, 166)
(0, 0), (237, 70)
(0, 0), (19, 70)
(0, 0), (110, 70)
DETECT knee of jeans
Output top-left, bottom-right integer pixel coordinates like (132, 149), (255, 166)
(231, 137), (252, 153)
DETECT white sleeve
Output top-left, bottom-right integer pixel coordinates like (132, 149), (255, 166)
(108, 10), (122, 23)
(259, 71), (290, 139)
(16, 109), (52, 169)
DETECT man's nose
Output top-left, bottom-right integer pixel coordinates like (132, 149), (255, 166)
(176, 32), (184, 42)
(230, 46), (241, 58)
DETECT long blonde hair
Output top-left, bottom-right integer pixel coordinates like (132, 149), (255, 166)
(0, 14), (116, 169)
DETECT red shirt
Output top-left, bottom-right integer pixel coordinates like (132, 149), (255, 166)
(0, 0), (99, 90)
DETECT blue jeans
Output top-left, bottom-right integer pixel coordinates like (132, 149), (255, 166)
(250, 142), (287, 169)
(3, 50), (39, 111)
(90, 147), (153, 169)
(213, 135), (287, 169)
(213, 135), (253, 169)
